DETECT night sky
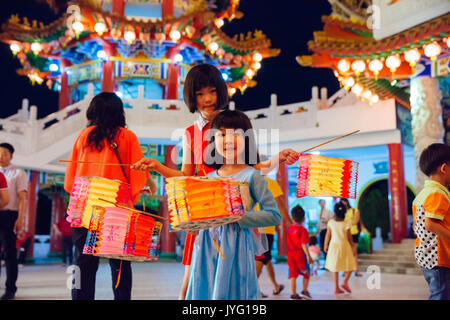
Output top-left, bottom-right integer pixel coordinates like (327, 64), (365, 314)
(0, 0), (340, 118)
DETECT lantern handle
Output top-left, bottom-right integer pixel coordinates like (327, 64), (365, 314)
(299, 130), (360, 154)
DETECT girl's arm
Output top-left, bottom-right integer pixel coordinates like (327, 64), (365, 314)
(324, 227), (331, 252)
(254, 149), (299, 175)
(352, 209), (360, 226)
(238, 171), (281, 228)
(346, 228), (353, 244)
(274, 195), (293, 225)
(132, 134), (195, 178)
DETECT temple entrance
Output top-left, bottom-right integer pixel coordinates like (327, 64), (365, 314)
(357, 179), (415, 241)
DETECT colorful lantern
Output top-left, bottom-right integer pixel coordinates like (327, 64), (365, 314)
(296, 153), (359, 199)
(83, 206), (162, 261)
(165, 177), (246, 230)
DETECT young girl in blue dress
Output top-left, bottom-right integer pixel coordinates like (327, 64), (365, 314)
(185, 109), (282, 300)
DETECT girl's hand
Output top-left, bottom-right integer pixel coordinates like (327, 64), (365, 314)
(131, 158), (161, 172)
(278, 149), (299, 165)
(324, 246), (328, 253)
(306, 254), (313, 265)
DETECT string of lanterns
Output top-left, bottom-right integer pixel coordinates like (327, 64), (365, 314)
(334, 37), (448, 105)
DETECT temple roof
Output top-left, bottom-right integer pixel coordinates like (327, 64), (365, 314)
(0, 0), (279, 93)
(296, 0), (449, 109)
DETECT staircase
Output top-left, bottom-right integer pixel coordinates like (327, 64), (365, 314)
(358, 239), (422, 275)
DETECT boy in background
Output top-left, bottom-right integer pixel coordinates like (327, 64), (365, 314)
(287, 205), (313, 300)
(413, 143), (450, 300)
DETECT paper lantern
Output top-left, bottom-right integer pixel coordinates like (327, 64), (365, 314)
(83, 206), (162, 261)
(351, 60), (366, 75)
(66, 176), (131, 228)
(368, 59), (383, 78)
(386, 55), (401, 73)
(165, 177), (247, 230)
(94, 22), (107, 36)
(404, 48), (421, 67)
(296, 153), (359, 199)
(337, 59), (350, 74)
(424, 42), (441, 60)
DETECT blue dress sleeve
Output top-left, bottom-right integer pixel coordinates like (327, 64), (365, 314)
(238, 171), (282, 228)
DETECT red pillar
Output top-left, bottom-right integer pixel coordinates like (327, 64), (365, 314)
(102, 43), (116, 93)
(26, 171), (38, 259)
(388, 143), (408, 243)
(165, 47), (180, 100)
(276, 163), (289, 258)
(112, 0), (125, 16)
(160, 145), (177, 255)
(162, 0), (174, 18)
(49, 191), (65, 253)
(59, 59), (71, 110)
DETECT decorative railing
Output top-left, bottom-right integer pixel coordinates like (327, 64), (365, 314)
(0, 84), (334, 169)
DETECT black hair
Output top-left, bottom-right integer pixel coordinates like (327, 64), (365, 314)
(310, 236), (317, 245)
(334, 203), (347, 220)
(0, 142), (14, 155)
(340, 198), (351, 209)
(419, 143), (450, 176)
(86, 92), (126, 152)
(291, 205), (305, 223)
(204, 109), (260, 170)
(183, 64), (229, 113)
(319, 199), (325, 204)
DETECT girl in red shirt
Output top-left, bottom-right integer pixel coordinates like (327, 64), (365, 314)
(132, 64), (299, 299)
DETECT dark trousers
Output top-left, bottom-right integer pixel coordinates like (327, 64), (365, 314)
(18, 237), (31, 265)
(71, 227), (132, 300)
(319, 229), (328, 259)
(0, 211), (18, 294)
(61, 235), (73, 264)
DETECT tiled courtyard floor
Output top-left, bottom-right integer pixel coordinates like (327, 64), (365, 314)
(0, 260), (428, 300)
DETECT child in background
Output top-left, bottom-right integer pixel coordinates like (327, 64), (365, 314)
(53, 215), (73, 266)
(308, 236), (321, 276)
(412, 143), (450, 300)
(185, 110), (281, 300)
(287, 205), (313, 300)
(324, 203), (356, 294)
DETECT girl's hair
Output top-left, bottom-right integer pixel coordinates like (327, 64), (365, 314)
(204, 109), (260, 170)
(334, 203), (347, 220)
(183, 64), (229, 113)
(86, 92), (126, 152)
(340, 198), (351, 209)
(309, 236), (317, 246)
